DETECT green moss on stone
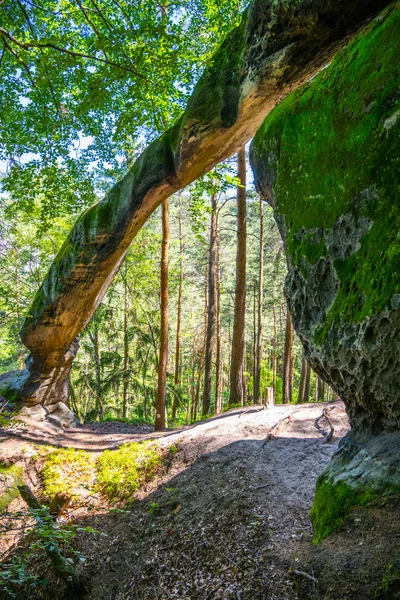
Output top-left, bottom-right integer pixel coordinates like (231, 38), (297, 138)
(0, 463), (24, 513)
(251, 4), (400, 339)
(310, 474), (400, 543)
(185, 8), (248, 128)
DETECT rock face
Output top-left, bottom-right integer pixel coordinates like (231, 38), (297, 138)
(2, 0), (390, 418)
(251, 2), (400, 538)
(251, 3), (400, 435)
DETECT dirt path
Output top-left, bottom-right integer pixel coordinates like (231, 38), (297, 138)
(63, 401), (349, 600)
(1, 402), (354, 599)
(4, 402), (400, 599)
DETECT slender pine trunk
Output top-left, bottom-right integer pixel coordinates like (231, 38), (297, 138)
(254, 196), (264, 403)
(122, 262), (129, 419)
(155, 199), (169, 431)
(215, 231), (222, 415)
(282, 307), (293, 404)
(202, 192), (218, 416)
(172, 193), (184, 421)
(272, 304), (277, 402)
(229, 146), (247, 405)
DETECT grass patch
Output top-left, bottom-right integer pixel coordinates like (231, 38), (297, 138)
(39, 441), (179, 505)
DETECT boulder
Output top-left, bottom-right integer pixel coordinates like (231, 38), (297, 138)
(45, 402), (77, 428)
(250, 3), (400, 538)
(251, 3), (400, 435)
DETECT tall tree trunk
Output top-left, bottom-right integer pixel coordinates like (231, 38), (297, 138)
(282, 307), (293, 404)
(172, 193), (184, 421)
(122, 261), (129, 419)
(297, 350), (310, 404)
(215, 231), (222, 415)
(315, 375), (325, 401)
(254, 196), (264, 403)
(155, 199), (169, 431)
(304, 360), (311, 402)
(319, 378), (325, 401)
(253, 281), (257, 402)
(272, 304), (277, 402)
(202, 192), (218, 416)
(88, 326), (104, 420)
(229, 146), (247, 405)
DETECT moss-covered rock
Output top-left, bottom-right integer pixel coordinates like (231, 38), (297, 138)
(251, 3), (400, 433)
(310, 433), (400, 542)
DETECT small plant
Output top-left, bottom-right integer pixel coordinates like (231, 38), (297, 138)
(0, 463), (24, 513)
(0, 556), (44, 598)
(148, 501), (160, 514)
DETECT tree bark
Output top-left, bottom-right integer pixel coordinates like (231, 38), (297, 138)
(155, 199), (169, 431)
(122, 261), (129, 419)
(229, 146), (247, 405)
(297, 350), (310, 404)
(215, 230), (222, 415)
(272, 304), (277, 402)
(88, 325), (103, 420)
(254, 195), (264, 403)
(172, 193), (184, 421)
(203, 191), (218, 416)
(282, 307), (293, 404)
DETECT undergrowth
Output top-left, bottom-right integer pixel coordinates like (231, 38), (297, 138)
(96, 441), (178, 503)
(40, 441), (179, 504)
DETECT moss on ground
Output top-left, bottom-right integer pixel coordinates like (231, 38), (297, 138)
(310, 474), (400, 544)
(41, 447), (94, 499)
(251, 3), (400, 340)
(96, 441), (174, 503)
(40, 441), (178, 505)
(0, 463), (24, 512)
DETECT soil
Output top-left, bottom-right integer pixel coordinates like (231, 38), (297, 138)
(1, 402), (400, 600)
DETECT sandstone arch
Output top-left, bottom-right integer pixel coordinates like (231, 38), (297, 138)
(0, 0), (390, 425)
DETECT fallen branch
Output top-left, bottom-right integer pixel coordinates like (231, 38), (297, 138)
(314, 408), (334, 443)
(260, 408), (305, 447)
(238, 406), (264, 418)
(18, 485), (82, 592)
(289, 568), (318, 584)
(260, 413), (291, 447)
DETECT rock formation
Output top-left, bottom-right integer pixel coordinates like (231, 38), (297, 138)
(1, 0), (388, 426)
(251, 2), (400, 539)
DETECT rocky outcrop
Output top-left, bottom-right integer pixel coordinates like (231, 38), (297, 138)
(2, 0), (390, 420)
(251, 2), (400, 538)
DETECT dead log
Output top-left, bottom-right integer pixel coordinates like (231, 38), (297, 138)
(18, 485), (82, 592)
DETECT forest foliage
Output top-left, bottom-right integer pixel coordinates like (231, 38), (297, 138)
(0, 0), (329, 426)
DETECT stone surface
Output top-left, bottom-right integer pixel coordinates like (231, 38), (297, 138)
(251, 3), (400, 435)
(0, 369), (30, 401)
(45, 402), (77, 428)
(251, 3), (400, 536)
(19, 404), (46, 421)
(8, 0), (389, 410)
